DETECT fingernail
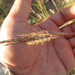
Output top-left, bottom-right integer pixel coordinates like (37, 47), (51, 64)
(70, 5), (75, 15)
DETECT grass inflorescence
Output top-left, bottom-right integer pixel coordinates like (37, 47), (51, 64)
(0, 30), (73, 45)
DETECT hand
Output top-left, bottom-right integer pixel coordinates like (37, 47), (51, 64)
(0, 0), (75, 75)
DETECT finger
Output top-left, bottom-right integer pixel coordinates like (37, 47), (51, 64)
(38, 17), (60, 32)
(61, 25), (74, 38)
(37, 18), (75, 72)
(69, 37), (75, 48)
(35, 6), (75, 72)
(73, 48), (75, 55)
(8, 0), (32, 20)
(61, 22), (75, 48)
(61, 22), (75, 32)
(61, 22), (75, 38)
(50, 6), (75, 27)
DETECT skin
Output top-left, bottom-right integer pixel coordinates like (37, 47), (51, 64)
(0, 0), (75, 75)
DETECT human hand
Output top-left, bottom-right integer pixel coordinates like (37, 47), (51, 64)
(0, 0), (75, 75)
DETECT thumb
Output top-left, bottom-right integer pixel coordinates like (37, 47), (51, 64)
(8, 0), (32, 20)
